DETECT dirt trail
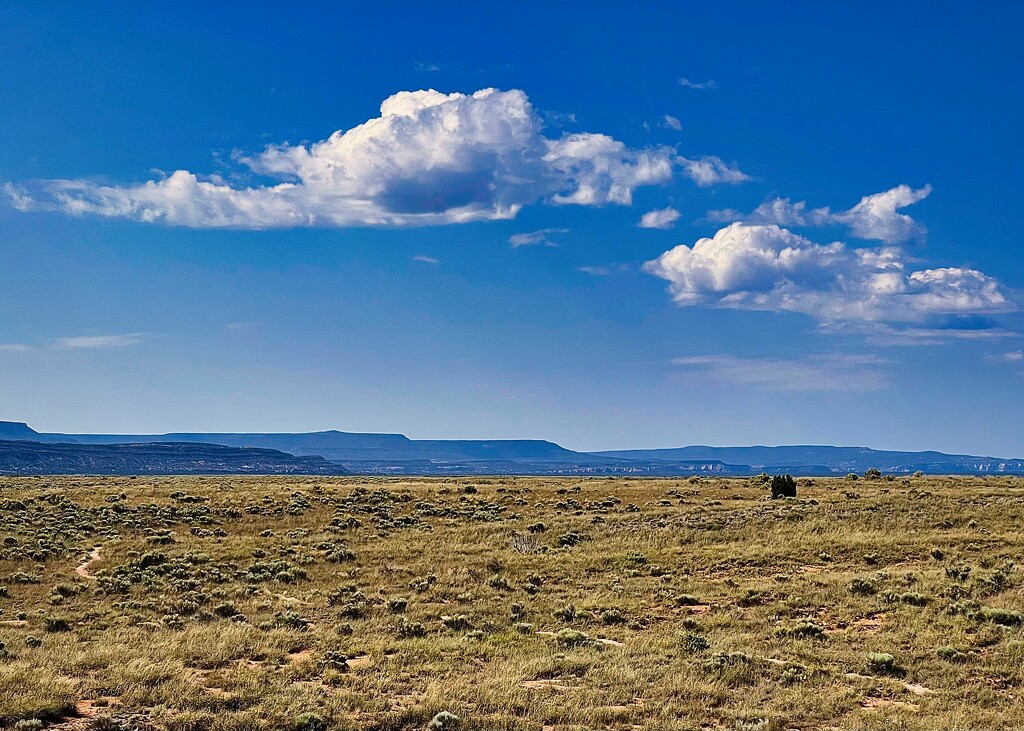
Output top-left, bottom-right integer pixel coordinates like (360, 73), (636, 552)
(74, 546), (103, 580)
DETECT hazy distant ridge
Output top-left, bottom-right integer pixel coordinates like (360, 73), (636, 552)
(1, 421), (1021, 476)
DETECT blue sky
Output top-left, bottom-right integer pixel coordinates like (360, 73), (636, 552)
(1, 2), (1022, 455)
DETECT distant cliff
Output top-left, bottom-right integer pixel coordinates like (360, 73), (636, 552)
(0, 421), (1021, 476)
(0, 439), (348, 476)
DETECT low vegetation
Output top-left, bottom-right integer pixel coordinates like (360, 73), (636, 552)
(1, 474), (1023, 729)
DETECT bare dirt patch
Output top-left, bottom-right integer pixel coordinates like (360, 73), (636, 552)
(74, 546), (103, 580)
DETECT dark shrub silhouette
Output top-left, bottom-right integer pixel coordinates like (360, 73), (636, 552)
(769, 474), (797, 499)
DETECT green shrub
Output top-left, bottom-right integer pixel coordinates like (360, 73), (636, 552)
(293, 713), (326, 731)
(784, 621), (826, 639)
(554, 629), (591, 647)
(979, 607), (1024, 627)
(936, 646), (971, 663)
(866, 652), (899, 675)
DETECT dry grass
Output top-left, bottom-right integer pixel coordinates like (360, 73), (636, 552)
(0, 474), (1023, 729)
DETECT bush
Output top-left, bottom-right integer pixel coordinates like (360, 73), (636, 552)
(864, 468), (882, 480)
(427, 711), (460, 731)
(397, 618), (427, 638)
(293, 713), (326, 731)
(769, 474), (797, 499)
(866, 652), (899, 675)
(679, 632), (710, 654)
(42, 617), (71, 633)
(849, 578), (877, 596)
(600, 608), (625, 625)
(784, 621), (826, 639)
(554, 628), (591, 647)
(979, 607), (1024, 627)
(441, 614), (472, 631)
(936, 646), (971, 663)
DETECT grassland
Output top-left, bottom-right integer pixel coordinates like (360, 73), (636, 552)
(1, 474), (1023, 731)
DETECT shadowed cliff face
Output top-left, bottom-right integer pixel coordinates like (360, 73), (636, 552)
(0, 440), (348, 475)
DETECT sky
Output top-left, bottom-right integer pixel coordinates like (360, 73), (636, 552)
(1, 2), (1022, 456)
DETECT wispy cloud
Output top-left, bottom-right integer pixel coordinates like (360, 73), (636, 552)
(672, 353), (890, 392)
(661, 115), (682, 131)
(679, 77), (717, 90)
(985, 350), (1024, 364)
(0, 343), (32, 353)
(54, 333), (146, 349)
(412, 254), (440, 264)
(577, 263), (630, 276)
(509, 228), (568, 248)
(6, 88), (745, 230)
(638, 206), (681, 230)
(413, 60), (441, 72)
(677, 156), (750, 187)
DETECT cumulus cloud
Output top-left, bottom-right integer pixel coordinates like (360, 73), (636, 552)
(638, 207), (681, 230)
(6, 88), (747, 230)
(509, 228), (567, 248)
(708, 184), (932, 244)
(643, 223), (1013, 328)
(672, 353), (890, 392)
(54, 333), (146, 349)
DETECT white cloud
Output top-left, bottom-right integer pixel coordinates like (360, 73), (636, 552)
(638, 207), (682, 230)
(678, 156), (750, 187)
(986, 350), (1024, 364)
(509, 228), (567, 248)
(679, 78), (717, 90)
(643, 223), (1013, 328)
(672, 353), (890, 392)
(54, 333), (145, 349)
(708, 184), (932, 244)
(412, 254), (439, 264)
(0, 343), (32, 353)
(662, 115), (682, 131)
(577, 263), (630, 276)
(7, 88), (744, 230)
